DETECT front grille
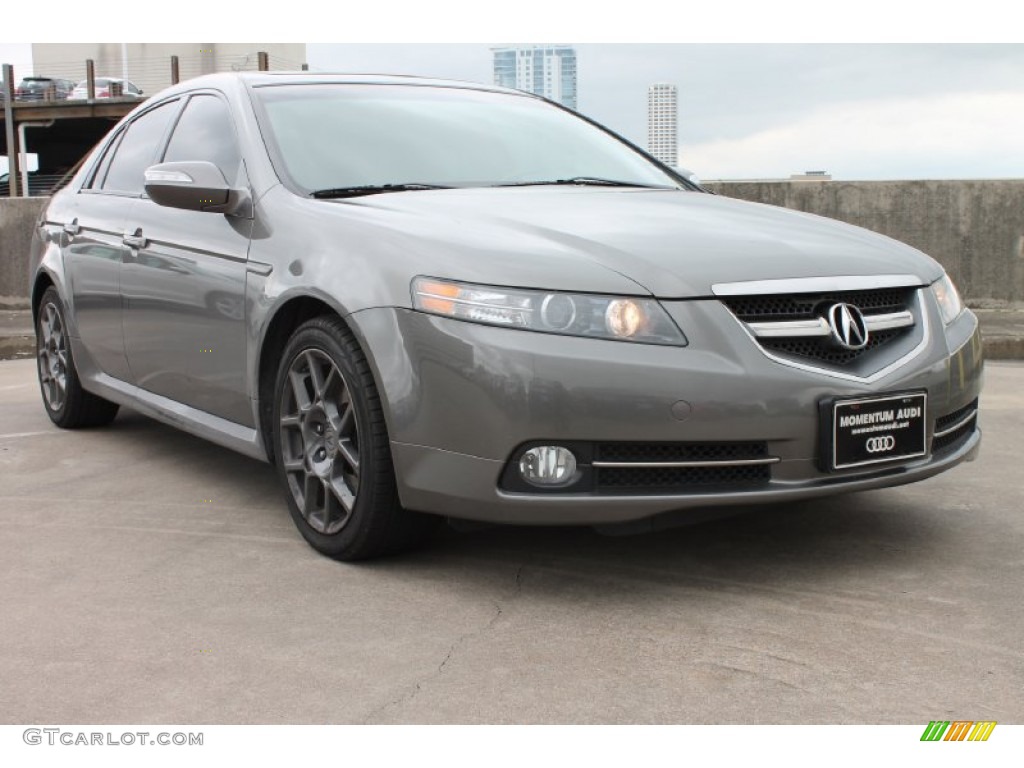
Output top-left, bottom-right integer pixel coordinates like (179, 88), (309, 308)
(760, 328), (902, 366)
(723, 288), (911, 323)
(723, 287), (916, 367)
(933, 399), (979, 454)
(596, 463), (771, 492)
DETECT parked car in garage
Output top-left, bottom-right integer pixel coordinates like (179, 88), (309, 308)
(15, 76), (76, 101)
(70, 77), (144, 99)
(28, 72), (983, 560)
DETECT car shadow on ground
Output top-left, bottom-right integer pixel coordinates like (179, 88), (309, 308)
(99, 407), (955, 603)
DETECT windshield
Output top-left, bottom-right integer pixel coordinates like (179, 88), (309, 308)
(253, 84), (682, 194)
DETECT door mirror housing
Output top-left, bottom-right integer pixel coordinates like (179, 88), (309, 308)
(672, 166), (713, 194)
(144, 161), (250, 216)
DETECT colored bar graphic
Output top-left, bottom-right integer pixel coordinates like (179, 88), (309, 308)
(968, 722), (997, 741)
(920, 720), (996, 741)
(944, 721), (973, 741)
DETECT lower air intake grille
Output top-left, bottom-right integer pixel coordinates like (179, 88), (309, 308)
(596, 463), (771, 492)
(933, 399), (979, 454)
(593, 441), (773, 494)
(595, 441), (768, 463)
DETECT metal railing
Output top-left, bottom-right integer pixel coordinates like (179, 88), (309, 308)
(1, 50), (308, 105)
(3, 51), (311, 197)
(0, 172), (67, 197)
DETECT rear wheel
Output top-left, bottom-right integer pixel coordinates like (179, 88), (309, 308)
(271, 314), (439, 560)
(36, 286), (119, 428)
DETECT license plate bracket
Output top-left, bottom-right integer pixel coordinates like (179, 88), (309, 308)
(822, 391), (928, 471)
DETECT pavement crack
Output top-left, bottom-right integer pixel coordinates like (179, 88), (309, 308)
(362, 563), (526, 723)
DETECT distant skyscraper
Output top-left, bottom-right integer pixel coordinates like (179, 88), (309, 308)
(647, 83), (678, 167)
(492, 45), (577, 111)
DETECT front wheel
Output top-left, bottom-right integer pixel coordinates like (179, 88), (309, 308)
(271, 315), (439, 560)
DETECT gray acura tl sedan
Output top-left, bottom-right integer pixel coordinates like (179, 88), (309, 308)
(30, 72), (983, 559)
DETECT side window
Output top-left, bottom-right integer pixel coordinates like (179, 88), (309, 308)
(102, 100), (178, 195)
(163, 95), (243, 186)
(86, 131), (124, 190)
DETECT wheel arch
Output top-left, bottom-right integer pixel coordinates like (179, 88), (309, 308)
(255, 293), (378, 464)
(31, 270), (57, 321)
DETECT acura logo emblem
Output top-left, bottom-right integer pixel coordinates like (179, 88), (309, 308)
(827, 303), (869, 350)
(865, 435), (896, 453)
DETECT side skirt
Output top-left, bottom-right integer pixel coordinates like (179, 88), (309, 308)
(87, 372), (269, 463)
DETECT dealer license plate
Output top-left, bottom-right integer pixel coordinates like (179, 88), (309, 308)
(829, 392), (928, 470)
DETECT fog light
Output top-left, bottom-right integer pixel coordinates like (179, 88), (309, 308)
(518, 446), (577, 486)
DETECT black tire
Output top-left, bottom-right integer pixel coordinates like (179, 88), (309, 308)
(36, 286), (120, 429)
(271, 314), (439, 560)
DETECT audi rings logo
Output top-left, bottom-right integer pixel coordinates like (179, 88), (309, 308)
(866, 435), (896, 453)
(827, 303), (869, 350)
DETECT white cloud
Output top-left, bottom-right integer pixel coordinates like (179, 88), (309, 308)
(684, 91), (1024, 180)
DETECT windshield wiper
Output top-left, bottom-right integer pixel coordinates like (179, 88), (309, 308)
(311, 183), (453, 199)
(491, 176), (672, 189)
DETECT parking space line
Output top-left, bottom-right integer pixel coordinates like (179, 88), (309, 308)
(0, 430), (60, 440)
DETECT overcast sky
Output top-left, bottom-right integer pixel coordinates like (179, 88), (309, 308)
(4, 41), (1022, 180)
(308, 43), (1024, 180)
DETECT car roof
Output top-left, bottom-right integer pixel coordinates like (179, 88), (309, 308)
(149, 71), (531, 100)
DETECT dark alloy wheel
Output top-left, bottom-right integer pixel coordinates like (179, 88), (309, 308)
(271, 315), (439, 560)
(279, 348), (361, 536)
(36, 286), (119, 429)
(37, 298), (68, 413)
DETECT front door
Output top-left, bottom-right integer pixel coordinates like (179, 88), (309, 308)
(120, 92), (254, 426)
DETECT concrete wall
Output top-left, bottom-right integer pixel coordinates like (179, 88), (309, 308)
(704, 180), (1024, 305)
(2, 181), (1023, 304)
(0, 197), (47, 307)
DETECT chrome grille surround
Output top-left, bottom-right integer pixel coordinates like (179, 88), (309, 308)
(713, 275), (931, 382)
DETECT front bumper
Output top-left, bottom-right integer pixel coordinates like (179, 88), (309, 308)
(349, 298), (983, 525)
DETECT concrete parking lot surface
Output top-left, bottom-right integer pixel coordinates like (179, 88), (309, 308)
(1, 358), (1022, 724)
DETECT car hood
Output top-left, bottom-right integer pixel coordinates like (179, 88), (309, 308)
(327, 186), (943, 297)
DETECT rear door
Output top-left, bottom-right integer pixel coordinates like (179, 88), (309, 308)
(64, 99), (179, 381)
(120, 92), (254, 426)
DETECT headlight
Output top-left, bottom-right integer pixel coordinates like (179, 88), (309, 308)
(930, 273), (964, 325)
(411, 277), (687, 345)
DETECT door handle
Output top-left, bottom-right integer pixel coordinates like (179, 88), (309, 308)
(63, 219), (80, 236)
(123, 231), (147, 250)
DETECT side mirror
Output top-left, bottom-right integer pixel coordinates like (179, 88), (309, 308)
(144, 161), (250, 216)
(671, 166), (713, 194)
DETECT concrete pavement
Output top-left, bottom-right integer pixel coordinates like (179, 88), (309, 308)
(1, 357), (1022, 724)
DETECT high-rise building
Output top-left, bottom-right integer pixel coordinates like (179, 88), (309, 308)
(492, 45), (577, 111)
(647, 83), (678, 167)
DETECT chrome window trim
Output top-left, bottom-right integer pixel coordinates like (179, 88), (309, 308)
(712, 274), (924, 296)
